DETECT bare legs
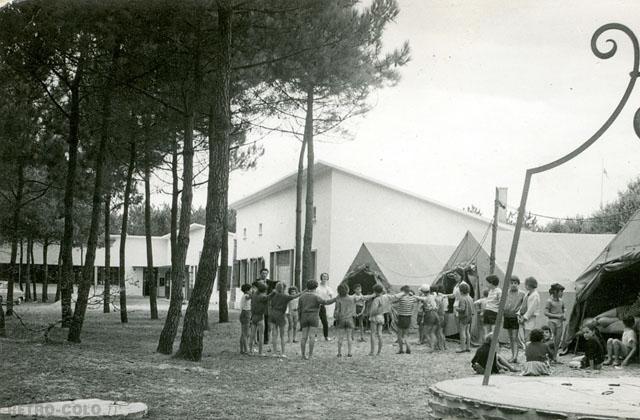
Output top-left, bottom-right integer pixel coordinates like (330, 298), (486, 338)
(508, 328), (520, 362)
(369, 322), (383, 355)
(249, 321), (264, 355)
(300, 326), (316, 359)
(240, 322), (249, 354)
(287, 314), (298, 343)
(458, 322), (471, 352)
(270, 323), (287, 356)
(337, 327), (353, 356)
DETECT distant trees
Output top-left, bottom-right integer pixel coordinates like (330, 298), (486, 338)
(544, 177), (640, 234)
(0, 0), (407, 356)
(463, 205), (483, 217)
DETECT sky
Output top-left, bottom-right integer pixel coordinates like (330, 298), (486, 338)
(3, 0), (640, 222)
(218, 0), (640, 223)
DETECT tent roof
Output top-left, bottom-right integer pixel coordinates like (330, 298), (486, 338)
(362, 242), (456, 287)
(444, 230), (614, 289)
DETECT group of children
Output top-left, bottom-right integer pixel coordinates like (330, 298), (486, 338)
(470, 274), (638, 376)
(239, 278), (453, 359)
(239, 274), (638, 370)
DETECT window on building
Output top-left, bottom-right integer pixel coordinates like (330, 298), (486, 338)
(313, 206), (317, 223)
(270, 249), (294, 285)
(243, 228), (247, 240)
(258, 223), (263, 236)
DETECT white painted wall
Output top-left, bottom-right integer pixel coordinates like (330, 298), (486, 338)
(235, 172), (333, 282)
(328, 170), (495, 283)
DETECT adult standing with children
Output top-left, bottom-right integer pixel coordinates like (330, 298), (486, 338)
(317, 273), (334, 341)
(256, 268), (276, 345)
(518, 276), (540, 343)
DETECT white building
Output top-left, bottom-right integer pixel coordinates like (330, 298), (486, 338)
(0, 224), (235, 302)
(231, 161), (509, 289)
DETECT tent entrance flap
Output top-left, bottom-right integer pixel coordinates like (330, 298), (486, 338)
(582, 261), (640, 320)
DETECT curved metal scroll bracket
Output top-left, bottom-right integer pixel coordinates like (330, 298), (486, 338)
(483, 23), (640, 386)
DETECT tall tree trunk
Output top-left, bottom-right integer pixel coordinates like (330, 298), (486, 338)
(103, 191), (111, 313)
(55, 245), (62, 302)
(19, 238), (23, 292)
(68, 86), (110, 342)
(119, 140), (136, 324)
(302, 87), (315, 282)
(157, 134), (184, 354)
(176, 3), (232, 361)
(30, 240), (36, 301)
(294, 137), (307, 291)
(7, 163), (24, 315)
(0, 295), (5, 337)
(145, 143), (158, 320)
(218, 205), (229, 324)
(61, 63), (83, 327)
(25, 237), (32, 302)
(42, 238), (48, 302)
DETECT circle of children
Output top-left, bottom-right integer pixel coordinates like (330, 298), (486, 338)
(238, 268), (638, 376)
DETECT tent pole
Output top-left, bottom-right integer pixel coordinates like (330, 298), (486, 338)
(483, 172), (531, 385)
(489, 187), (499, 275)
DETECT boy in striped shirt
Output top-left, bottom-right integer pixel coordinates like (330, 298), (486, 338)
(396, 285), (430, 354)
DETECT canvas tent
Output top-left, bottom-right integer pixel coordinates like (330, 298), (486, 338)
(567, 209), (640, 346)
(435, 230), (614, 330)
(343, 242), (456, 291)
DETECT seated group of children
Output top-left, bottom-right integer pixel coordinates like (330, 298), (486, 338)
(471, 317), (638, 376)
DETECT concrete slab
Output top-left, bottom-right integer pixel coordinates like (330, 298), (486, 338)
(0, 399), (147, 419)
(429, 376), (640, 420)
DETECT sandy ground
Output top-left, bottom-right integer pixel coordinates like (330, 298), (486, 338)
(1, 298), (639, 419)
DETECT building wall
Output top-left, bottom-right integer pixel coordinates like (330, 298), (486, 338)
(329, 170), (494, 284)
(235, 172), (333, 284)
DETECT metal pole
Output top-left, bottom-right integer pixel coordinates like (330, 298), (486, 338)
(483, 172), (532, 385)
(489, 187), (499, 275)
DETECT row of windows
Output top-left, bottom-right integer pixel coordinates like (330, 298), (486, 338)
(234, 249), (317, 287)
(240, 207), (317, 240)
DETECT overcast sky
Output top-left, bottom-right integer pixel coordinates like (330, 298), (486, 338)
(220, 0), (640, 222)
(4, 0), (640, 222)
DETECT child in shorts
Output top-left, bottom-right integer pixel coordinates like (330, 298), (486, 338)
(396, 285), (430, 354)
(334, 284), (374, 357)
(352, 284), (367, 342)
(297, 280), (337, 360)
(368, 285), (403, 356)
(269, 282), (300, 357)
(434, 285), (447, 350)
(286, 286), (299, 344)
(239, 284), (252, 354)
(455, 282), (475, 353)
(605, 317), (637, 367)
(249, 282), (269, 356)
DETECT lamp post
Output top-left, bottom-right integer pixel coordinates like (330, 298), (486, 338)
(483, 23), (640, 385)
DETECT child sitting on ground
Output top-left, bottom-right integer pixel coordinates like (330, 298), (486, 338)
(471, 333), (518, 374)
(286, 286), (299, 344)
(249, 282), (269, 356)
(521, 329), (553, 376)
(605, 316), (637, 367)
(456, 282), (475, 353)
(239, 284), (252, 354)
(541, 325), (557, 362)
(581, 323), (605, 370)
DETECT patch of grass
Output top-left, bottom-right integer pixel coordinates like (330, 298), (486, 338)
(1, 299), (639, 419)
